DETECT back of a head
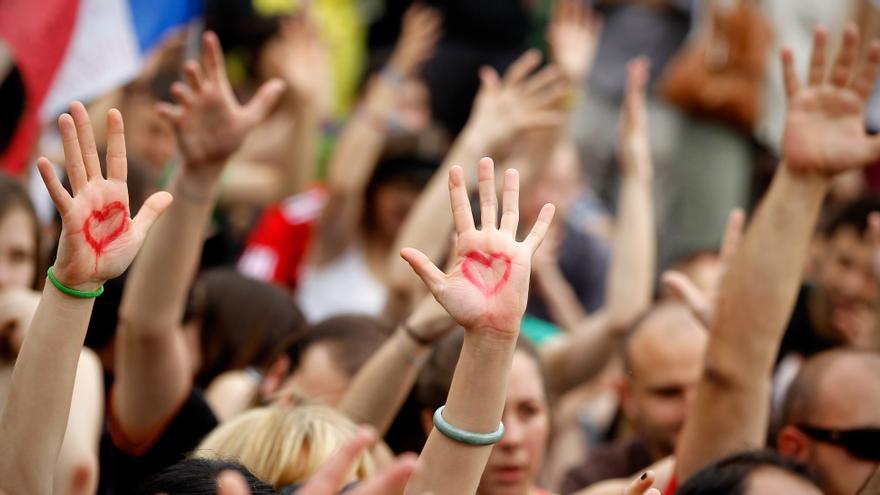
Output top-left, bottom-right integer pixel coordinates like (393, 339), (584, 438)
(191, 268), (308, 387)
(622, 301), (707, 376)
(138, 458), (276, 495)
(193, 405), (376, 489)
(677, 450), (820, 495)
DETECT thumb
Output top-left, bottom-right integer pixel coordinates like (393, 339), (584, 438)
(244, 78), (286, 126)
(132, 191), (173, 240)
(401, 248), (445, 294)
(661, 270), (712, 327)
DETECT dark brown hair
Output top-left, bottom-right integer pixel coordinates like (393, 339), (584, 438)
(0, 173), (42, 290)
(286, 316), (392, 379)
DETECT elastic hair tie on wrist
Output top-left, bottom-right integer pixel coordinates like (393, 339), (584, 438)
(47, 266), (104, 298)
(433, 405), (505, 446)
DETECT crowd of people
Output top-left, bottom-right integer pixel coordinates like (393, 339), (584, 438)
(1, 0), (880, 494)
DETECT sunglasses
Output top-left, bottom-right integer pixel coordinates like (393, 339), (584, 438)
(798, 425), (880, 461)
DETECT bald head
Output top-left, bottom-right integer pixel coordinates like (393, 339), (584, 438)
(624, 302), (708, 377)
(782, 349), (880, 427)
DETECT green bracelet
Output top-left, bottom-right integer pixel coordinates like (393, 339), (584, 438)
(433, 405), (505, 446)
(46, 266), (104, 298)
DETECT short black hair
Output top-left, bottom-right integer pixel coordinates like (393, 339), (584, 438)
(822, 195), (880, 237)
(138, 458), (276, 495)
(677, 450), (819, 495)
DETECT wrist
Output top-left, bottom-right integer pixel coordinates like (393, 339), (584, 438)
(47, 266), (104, 295)
(174, 170), (221, 203)
(464, 325), (520, 347)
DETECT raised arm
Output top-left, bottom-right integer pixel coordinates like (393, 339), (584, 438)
(401, 157), (555, 495)
(113, 32), (283, 443)
(0, 104), (169, 494)
(675, 25), (880, 481)
(538, 59), (656, 397)
(387, 52), (567, 310)
(311, 4), (441, 266)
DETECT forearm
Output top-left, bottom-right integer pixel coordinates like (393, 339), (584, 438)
(532, 263), (588, 330)
(281, 102), (320, 197)
(340, 328), (430, 435)
(605, 175), (654, 326)
(407, 331), (517, 495)
(54, 350), (103, 495)
(0, 284), (95, 494)
(676, 165), (830, 481)
(540, 312), (616, 397)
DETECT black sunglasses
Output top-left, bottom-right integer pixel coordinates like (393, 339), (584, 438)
(798, 425), (880, 461)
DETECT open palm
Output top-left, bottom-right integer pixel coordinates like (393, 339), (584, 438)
(37, 102), (171, 291)
(401, 158), (555, 337)
(782, 26), (880, 173)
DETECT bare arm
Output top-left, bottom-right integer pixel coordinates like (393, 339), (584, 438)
(0, 103), (169, 494)
(675, 26), (880, 482)
(400, 158), (555, 495)
(114, 32), (283, 443)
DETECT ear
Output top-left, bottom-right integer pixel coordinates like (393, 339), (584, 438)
(420, 408), (434, 436)
(777, 425), (811, 461)
(260, 355), (291, 401)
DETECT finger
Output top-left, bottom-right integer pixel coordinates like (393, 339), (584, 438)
(522, 65), (565, 99)
(449, 165), (476, 234)
(829, 24), (859, 87)
(624, 471), (657, 495)
(243, 78), (285, 126)
(182, 60), (204, 93)
(58, 113), (88, 194)
(523, 203), (556, 253)
(36, 158), (73, 214)
(661, 271), (711, 327)
(478, 65), (501, 94)
(808, 26), (828, 86)
(499, 168), (520, 235)
(348, 454), (417, 495)
(154, 102), (184, 124)
(298, 427), (377, 495)
(624, 57), (649, 124)
(719, 208), (745, 266)
(478, 157), (498, 230)
(853, 39), (880, 100)
(170, 81), (195, 108)
(69, 101), (103, 181)
(131, 191), (173, 240)
(400, 248), (446, 294)
(217, 470), (251, 495)
(202, 31), (228, 84)
(105, 109), (127, 182)
(781, 47), (800, 97)
(502, 49), (542, 87)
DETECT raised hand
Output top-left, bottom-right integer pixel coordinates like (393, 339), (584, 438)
(619, 57), (652, 179)
(466, 51), (568, 150)
(266, 14), (331, 111)
(401, 157), (555, 336)
(782, 25), (880, 174)
(156, 31), (285, 172)
(547, 0), (602, 83)
(36, 102), (172, 292)
(388, 3), (442, 77)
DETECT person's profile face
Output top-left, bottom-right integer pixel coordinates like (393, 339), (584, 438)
(0, 207), (37, 290)
(479, 351), (549, 495)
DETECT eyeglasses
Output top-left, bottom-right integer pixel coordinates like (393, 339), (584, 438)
(797, 425), (880, 461)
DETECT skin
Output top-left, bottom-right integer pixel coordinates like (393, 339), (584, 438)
(621, 304), (707, 460)
(371, 180), (424, 246)
(0, 208), (37, 290)
(478, 351), (550, 495)
(810, 226), (880, 349)
(122, 93), (178, 172)
(744, 467), (823, 495)
(777, 355), (880, 495)
(274, 344), (351, 408)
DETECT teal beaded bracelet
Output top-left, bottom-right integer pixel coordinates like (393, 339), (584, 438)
(433, 405), (505, 446)
(46, 266), (104, 298)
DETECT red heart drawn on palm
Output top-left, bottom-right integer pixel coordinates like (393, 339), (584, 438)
(83, 201), (128, 261)
(461, 251), (512, 297)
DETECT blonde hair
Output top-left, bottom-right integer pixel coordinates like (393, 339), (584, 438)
(193, 405), (376, 488)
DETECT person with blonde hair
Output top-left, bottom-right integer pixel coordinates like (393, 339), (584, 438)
(193, 404), (377, 490)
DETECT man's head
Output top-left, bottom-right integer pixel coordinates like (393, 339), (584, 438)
(814, 197), (880, 348)
(620, 302), (708, 460)
(777, 349), (880, 495)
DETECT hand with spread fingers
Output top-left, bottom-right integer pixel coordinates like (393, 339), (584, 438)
(401, 157), (555, 337)
(268, 13), (331, 111)
(156, 31), (285, 172)
(547, 0), (602, 83)
(781, 25), (880, 174)
(36, 102), (172, 293)
(388, 3), (443, 77)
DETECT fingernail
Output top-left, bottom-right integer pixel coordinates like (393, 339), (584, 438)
(641, 472), (647, 480)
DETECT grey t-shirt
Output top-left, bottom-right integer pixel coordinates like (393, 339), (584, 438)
(587, 0), (695, 99)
